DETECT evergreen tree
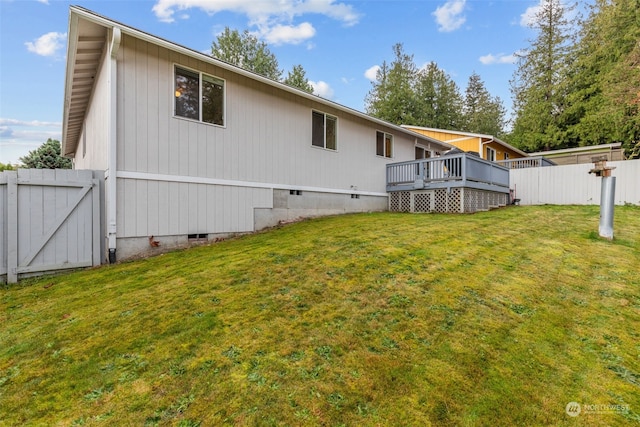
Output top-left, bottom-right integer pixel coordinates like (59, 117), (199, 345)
(463, 72), (506, 136)
(283, 64), (314, 93)
(211, 28), (282, 80)
(565, 0), (640, 152)
(365, 43), (420, 125)
(510, 0), (577, 151)
(414, 62), (465, 130)
(19, 139), (72, 169)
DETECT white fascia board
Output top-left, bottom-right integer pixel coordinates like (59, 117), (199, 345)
(61, 11), (80, 157)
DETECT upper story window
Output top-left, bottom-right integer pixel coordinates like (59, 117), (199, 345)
(376, 131), (393, 158)
(312, 111), (337, 150)
(174, 66), (225, 126)
(504, 152), (510, 160)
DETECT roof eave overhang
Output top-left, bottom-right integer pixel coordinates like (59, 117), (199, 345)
(63, 6), (453, 155)
(61, 11), (79, 158)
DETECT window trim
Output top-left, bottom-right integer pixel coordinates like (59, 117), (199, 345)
(415, 145), (432, 160)
(311, 110), (338, 151)
(173, 64), (226, 128)
(486, 146), (496, 162)
(376, 130), (394, 158)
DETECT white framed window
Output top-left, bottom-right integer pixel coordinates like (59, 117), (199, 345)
(312, 111), (337, 150)
(504, 152), (510, 160)
(376, 131), (393, 158)
(174, 65), (225, 126)
(415, 146), (432, 159)
(486, 146), (496, 162)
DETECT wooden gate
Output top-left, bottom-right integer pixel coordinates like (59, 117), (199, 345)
(1, 169), (104, 283)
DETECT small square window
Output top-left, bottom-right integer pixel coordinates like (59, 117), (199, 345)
(175, 66), (224, 126)
(312, 111), (337, 150)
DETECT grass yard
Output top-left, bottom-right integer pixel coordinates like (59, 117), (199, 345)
(1, 205), (639, 426)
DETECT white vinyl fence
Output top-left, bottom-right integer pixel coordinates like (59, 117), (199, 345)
(1, 169), (104, 283)
(510, 160), (640, 206)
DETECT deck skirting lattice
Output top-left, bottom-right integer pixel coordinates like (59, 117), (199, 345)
(389, 188), (508, 213)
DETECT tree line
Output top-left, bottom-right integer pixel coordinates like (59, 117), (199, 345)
(14, 3), (639, 170)
(510, 0), (639, 155)
(365, 43), (507, 139)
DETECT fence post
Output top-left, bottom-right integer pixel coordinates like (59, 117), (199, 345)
(7, 172), (18, 283)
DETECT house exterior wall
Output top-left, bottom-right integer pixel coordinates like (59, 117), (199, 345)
(73, 45), (110, 171)
(104, 35), (421, 258)
(406, 126), (526, 161)
(115, 35), (413, 191)
(408, 128), (475, 152)
(485, 141), (524, 161)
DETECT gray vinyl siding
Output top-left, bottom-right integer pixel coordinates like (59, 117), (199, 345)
(73, 45), (110, 171)
(115, 35), (414, 192)
(116, 179), (272, 237)
(111, 35), (418, 239)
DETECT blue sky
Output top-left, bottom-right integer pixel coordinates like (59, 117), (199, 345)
(1, 0), (566, 164)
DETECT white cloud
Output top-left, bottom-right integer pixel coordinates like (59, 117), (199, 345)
(364, 65), (380, 82)
(0, 118), (62, 127)
(520, 0), (575, 28)
(0, 118), (62, 164)
(262, 22), (316, 45)
(152, 0), (359, 45)
(25, 32), (67, 57)
(309, 80), (334, 99)
(37, 0), (50, 4)
(520, 2), (540, 27)
(479, 53), (517, 65)
(432, 0), (466, 32)
(0, 127), (13, 138)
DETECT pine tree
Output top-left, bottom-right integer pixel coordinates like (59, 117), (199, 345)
(566, 0), (640, 152)
(19, 139), (72, 169)
(283, 64), (314, 93)
(211, 28), (282, 80)
(365, 43), (420, 125)
(510, 0), (577, 151)
(414, 62), (464, 130)
(463, 72), (506, 136)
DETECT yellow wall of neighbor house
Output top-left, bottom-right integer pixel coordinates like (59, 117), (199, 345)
(491, 141), (526, 160)
(405, 126), (527, 160)
(483, 140), (525, 161)
(407, 128), (479, 153)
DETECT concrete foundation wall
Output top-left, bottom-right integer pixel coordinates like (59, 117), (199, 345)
(115, 188), (387, 261)
(255, 190), (387, 230)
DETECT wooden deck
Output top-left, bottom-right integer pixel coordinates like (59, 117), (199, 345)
(386, 153), (510, 194)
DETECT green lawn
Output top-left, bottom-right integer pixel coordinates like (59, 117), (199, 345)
(1, 205), (639, 426)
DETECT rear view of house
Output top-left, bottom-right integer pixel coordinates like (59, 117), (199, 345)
(62, 7), (452, 261)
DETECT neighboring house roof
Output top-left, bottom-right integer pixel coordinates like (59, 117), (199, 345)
(62, 6), (453, 157)
(529, 143), (623, 157)
(400, 125), (528, 157)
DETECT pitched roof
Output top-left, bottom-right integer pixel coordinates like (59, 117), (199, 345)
(62, 6), (453, 157)
(400, 125), (528, 157)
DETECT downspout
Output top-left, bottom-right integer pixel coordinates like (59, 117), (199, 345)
(107, 27), (121, 263)
(480, 137), (494, 160)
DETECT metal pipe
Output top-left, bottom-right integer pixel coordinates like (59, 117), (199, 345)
(599, 176), (616, 239)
